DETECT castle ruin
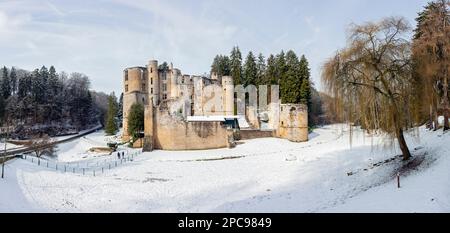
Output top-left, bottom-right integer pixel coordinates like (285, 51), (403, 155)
(123, 59), (308, 151)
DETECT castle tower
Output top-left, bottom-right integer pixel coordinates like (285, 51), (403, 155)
(122, 67), (147, 141)
(222, 76), (234, 116)
(148, 60), (159, 106)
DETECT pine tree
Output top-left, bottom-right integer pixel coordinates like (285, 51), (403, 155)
(105, 93), (118, 135)
(211, 55), (221, 76)
(266, 54), (277, 85)
(282, 50), (301, 103)
(256, 53), (266, 86)
(31, 68), (44, 104)
(127, 103), (144, 140)
(275, 51), (287, 87)
(243, 51), (257, 87)
(1, 66), (11, 99)
(10, 67), (17, 96)
(211, 55), (231, 78)
(221, 56), (231, 76)
(0, 95), (5, 124)
(230, 46), (243, 85)
(299, 55), (311, 106)
(118, 92), (124, 121)
(39, 66), (49, 103)
(48, 66), (60, 97)
(18, 74), (31, 99)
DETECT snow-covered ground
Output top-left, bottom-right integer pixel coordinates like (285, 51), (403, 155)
(56, 129), (123, 162)
(0, 125), (449, 213)
(0, 142), (23, 150)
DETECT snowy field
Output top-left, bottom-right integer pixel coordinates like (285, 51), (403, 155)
(0, 124), (449, 213)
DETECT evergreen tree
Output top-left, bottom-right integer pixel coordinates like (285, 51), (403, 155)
(10, 67), (17, 96)
(275, 51), (287, 87)
(18, 74), (31, 99)
(105, 93), (118, 135)
(256, 53), (266, 86)
(48, 66), (60, 97)
(39, 66), (49, 102)
(265, 54), (277, 85)
(118, 92), (124, 121)
(127, 103), (144, 140)
(230, 46), (243, 85)
(31, 68), (44, 104)
(281, 50), (301, 103)
(1, 66), (11, 99)
(221, 55), (231, 76)
(243, 51), (257, 87)
(299, 55), (311, 106)
(211, 55), (231, 78)
(0, 95), (5, 124)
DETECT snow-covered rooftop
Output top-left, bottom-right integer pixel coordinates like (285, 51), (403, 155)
(186, 115), (240, 122)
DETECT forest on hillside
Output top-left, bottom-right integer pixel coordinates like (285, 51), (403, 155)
(0, 66), (117, 139)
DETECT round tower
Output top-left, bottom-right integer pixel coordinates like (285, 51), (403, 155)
(222, 76), (234, 116)
(123, 67), (146, 141)
(148, 60), (159, 106)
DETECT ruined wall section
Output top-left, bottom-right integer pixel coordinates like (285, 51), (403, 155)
(153, 105), (229, 150)
(277, 104), (308, 142)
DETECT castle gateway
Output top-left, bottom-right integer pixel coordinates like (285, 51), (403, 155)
(123, 59), (308, 151)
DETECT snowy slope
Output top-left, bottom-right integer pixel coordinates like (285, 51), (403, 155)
(56, 129), (123, 162)
(0, 125), (449, 213)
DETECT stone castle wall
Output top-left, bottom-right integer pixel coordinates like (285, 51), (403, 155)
(277, 103), (308, 142)
(153, 107), (229, 150)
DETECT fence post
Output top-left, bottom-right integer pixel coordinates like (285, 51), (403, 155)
(115, 161), (117, 167)
(73, 167), (75, 173)
(83, 168), (85, 175)
(47, 161), (49, 168)
(56, 164), (58, 171)
(93, 170), (95, 177)
(38, 158), (40, 166)
(32, 157), (34, 163)
(102, 167), (104, 174)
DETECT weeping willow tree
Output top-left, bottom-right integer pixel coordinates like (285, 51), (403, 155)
(322, 17), (418, 160)
(412, 0), (450, 131)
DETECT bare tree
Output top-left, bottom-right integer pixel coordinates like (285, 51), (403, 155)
(322, 17), (415, 160)
(28, 134), (56, 158)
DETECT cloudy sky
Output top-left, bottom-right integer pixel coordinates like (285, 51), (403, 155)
(0, 0), (429, 94)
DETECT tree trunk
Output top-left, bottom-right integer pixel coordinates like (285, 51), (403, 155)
(397, 128), (412, 161)
(434, 105), (439, 131)
(443, 76), (449, 131)
(429, 104), (434, 129)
